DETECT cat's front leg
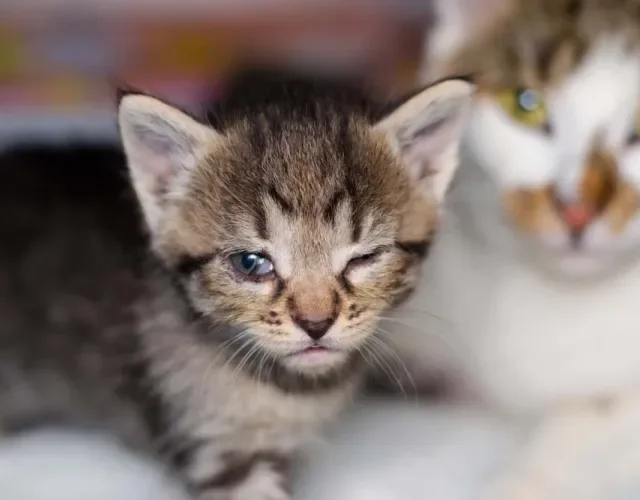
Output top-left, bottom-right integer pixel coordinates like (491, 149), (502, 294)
(481, 395), (640, 500)
(184, 448), (291, 500)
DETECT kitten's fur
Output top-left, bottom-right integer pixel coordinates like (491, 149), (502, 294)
(292, 1), (640, 499)
(0, 71), (472, 499)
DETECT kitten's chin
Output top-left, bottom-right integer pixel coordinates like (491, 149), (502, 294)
(283, 348), (350, 375)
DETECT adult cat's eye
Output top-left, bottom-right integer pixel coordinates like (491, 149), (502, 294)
(496, 88), (548, 130)
(229, 252), (275, 281)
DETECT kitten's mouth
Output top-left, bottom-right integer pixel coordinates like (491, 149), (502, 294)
(287, 345), (346, 368)
(302, 345), (327, 353)
(293, 345), (333, 356)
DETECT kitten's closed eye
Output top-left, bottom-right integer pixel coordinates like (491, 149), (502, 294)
(344, 246), (390, 272)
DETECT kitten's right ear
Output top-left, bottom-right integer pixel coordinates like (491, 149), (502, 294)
(118, 93), (219, 234)
(374, 78), (474, 204)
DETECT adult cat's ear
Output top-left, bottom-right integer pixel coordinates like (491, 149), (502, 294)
(374, 78), (474, 203)
(118, 92), (219, 233)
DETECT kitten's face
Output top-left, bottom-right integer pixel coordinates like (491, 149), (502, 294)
(118, 78), (471, 379)
(455, 0), (640, 276)
(168, 123), (427, 375)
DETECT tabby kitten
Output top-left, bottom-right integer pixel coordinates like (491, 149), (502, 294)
(0, 71), (472, 499)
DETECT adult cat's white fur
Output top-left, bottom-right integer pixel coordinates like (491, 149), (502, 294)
(373, 35), (640, 499)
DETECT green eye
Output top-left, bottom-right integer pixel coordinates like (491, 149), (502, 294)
(496, 88), (548, 129)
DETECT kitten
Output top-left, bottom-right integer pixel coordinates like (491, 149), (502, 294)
(0, 71), (472, 499)
(296, 2), (640, 499)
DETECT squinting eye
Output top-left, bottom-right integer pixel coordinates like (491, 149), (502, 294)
(496, 88), (548, 129)
(230, 252), (275, 281)
(346, 251), (381, 271)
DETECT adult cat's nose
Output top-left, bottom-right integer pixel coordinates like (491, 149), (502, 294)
(559, 203), (595, 233)
(292, 314), (335, 341)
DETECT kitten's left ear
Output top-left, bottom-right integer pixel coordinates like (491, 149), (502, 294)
(374, 78), (474, 203)
(118, 93), (219, 235)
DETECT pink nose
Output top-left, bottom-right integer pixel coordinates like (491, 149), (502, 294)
(560, 204), (595, 232)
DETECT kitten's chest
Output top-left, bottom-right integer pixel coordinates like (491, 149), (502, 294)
(181, 365), (356, 451)
(423, 225), (640, 413)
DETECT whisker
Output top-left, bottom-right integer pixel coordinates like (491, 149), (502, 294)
(375, 316), (455, 347)
(370, 332), (417, 397)
(400, 307), (453, 324)
(361, 340), (408, 399)
(220, 337), (255, 379)
(233, 343), (262, 384)
(255, 348), (271, 384)
(185, 331), (251, 401)
(374, 322), (466, 377)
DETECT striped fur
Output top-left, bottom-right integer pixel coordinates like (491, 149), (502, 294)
(0, 69), (472, 499)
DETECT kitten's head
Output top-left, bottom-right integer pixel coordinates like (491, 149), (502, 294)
(451, 0), (640, 277)
(117, 72), (471, 383)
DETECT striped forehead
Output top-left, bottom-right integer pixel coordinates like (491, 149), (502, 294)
(260, 190), (394, 279)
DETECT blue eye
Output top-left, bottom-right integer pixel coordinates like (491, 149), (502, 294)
(230, 252), (275, 281)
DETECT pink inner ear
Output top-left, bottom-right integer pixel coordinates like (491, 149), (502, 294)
(147, 158), (175, 198)
(129, 144), (178, 199)
(403, 119), (459, 180)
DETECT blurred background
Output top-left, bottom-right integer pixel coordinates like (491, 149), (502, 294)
(0, 0), (504, 146)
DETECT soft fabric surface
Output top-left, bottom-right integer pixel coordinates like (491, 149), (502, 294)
(0, 402), (522, 500)
(0, 429), (189, 500)
(294, 401), (523, 500)
(2, 402), (640, 499)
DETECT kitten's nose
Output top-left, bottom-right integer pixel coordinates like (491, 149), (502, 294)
(293, 314), (335, 341)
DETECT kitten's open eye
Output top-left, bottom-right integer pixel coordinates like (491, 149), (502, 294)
(496, 88), (548, 129)
(229, 252), (275, 281)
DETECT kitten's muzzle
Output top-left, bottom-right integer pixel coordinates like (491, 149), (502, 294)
(292, 315), (335, 341)
(288, 285), (341, 341)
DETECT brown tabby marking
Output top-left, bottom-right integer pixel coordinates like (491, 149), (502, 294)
(504, 187), (563, 234)
(580, 148), (617, 215)
(448, 0), (640, 91)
